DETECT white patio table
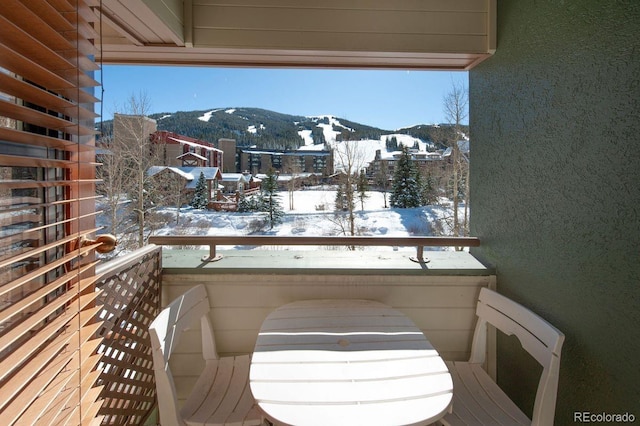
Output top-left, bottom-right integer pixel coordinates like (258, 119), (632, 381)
(249, 299), (453, 426)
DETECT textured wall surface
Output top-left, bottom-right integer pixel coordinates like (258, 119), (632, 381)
(469, 0), (640, 422)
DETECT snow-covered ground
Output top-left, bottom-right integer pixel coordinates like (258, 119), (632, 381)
(146, 188), (458, 253)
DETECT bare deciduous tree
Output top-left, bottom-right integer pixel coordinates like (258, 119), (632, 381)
(97, 132), (130, 249)
(374, 160), (391, 208)
(356, 169), (369, 211)
(109, 92), (161, 248)
(443, 81), (469, 238)
(283, 156), (302, 210)
(333, 137), (369, 237)
(150, 169), (188, 224)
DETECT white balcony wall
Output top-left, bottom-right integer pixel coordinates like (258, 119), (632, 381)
(159, 250), (495, 405)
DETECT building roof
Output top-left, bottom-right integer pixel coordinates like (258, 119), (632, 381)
(255, 172), (318, 182)
(177, 152), (208, 162)
(147, 166), (222, 188)
(147, 166), (194, 180)
(442, 140), (470, 158)
(169, 136), (222, 152)
(377, 149), (445, 161)
(186, 167), (221, 176)
(240, 148), (331, 156)
(221, 173), (252, 183)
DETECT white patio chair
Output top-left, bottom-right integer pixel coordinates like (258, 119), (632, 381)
(149, 285), (263, 426)
(440, 287), (565, 426)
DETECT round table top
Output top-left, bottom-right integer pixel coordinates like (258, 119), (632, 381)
(250, 299), (453, 426)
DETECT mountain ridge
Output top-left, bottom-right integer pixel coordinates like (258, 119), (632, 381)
(99, 107), (466, 150)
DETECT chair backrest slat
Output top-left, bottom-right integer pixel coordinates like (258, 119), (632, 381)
(477, 288), (563, 367)
(149, 285), (211, 426)
(475, 288), (565, 426)
(151, 286), (209, 360)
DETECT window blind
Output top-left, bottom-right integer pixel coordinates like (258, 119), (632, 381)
(0, 0), (104, 424)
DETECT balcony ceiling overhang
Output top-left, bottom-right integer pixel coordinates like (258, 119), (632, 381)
(94, 0), (496, 70)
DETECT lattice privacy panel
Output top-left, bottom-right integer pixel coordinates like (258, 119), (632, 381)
(95, 246), (161, 425)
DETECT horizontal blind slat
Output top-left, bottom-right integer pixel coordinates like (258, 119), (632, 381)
(2, 1), (103, 424)
(0, 226), (100, 270)
(0, 196), (40, 207)
(0, 72), (98, 121)
(0, 195), (101, 215)
(0, 275), (99, 354)
(0, 40), (71, 91)
(79, 390), (108, 426)
(0, 127), (94, 151)
(0, 260), (98, 324)
(17, 0), (75, 33)
(58, 382), (106, 426)
(0, 99), (96, 137)
(0, 304), (101, 422)
(0, 328), (84, 423)
(0, 213), (101, 266)
(65, 16), (101, 59)
(0, 179), (100, 190)
(20, 328), (102, 424)
(0, 212), (40, 227)
(0, 14), (74, 70)
(49, 368), (103, 425)
(0, 14), (99, 89)
(0, 43), (99, 104)
(0, 153), (96, 169)
(43, 0), (75, 13)
(0, 245), (96, 300)
(43, 353), (103, 425)
(0, 212), (102, 257)
(0, 291), (100, 401)
(0, 0), (76, 52)
(76, 1), (97, 23)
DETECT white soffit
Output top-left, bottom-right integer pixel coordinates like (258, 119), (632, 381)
(95, 0), (496, 70)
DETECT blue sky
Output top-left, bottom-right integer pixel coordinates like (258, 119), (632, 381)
(98, 66), (467, 131)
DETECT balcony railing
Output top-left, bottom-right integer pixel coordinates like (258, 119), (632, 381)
(156, 236), (493, 366)
(148, 235), (480, 262)
(90, 236), (487, 424)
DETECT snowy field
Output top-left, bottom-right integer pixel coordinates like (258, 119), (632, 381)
(146, 188), (458, 253)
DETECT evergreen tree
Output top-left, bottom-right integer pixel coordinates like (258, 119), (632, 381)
(261, 169), (284, 229)
(414, 168), (425, 206)
(390, 146), (421, 208)
(421, 170), (438, 205)
(356, 169), (369, 211)
(190, 172), (208, 209)
(237, 193), (263, 212)
(385, 136), (398, 151)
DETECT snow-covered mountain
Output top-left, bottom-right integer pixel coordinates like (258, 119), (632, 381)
(100, 107), (463, 152)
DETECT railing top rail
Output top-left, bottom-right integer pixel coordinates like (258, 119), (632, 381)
(149, 235), (479, 263)
(148, 235), (479, 247)
(96, 244), (162, 277)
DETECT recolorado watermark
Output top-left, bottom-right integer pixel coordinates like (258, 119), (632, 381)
(574, 411), (635, 423)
